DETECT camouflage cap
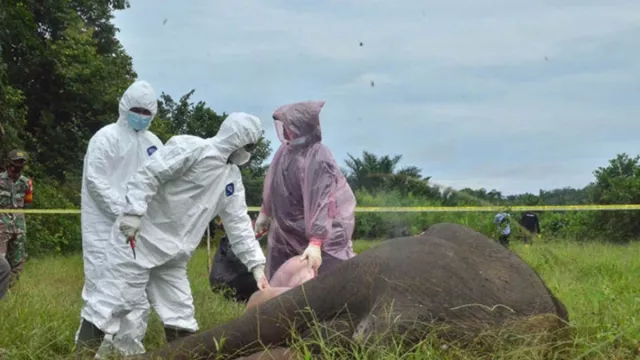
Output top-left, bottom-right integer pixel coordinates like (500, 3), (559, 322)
(7, 149), (28, 163)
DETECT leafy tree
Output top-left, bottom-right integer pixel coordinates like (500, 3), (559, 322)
(1, 0), (136, 256)
(588, 153), (640, 241)
(538, 187), (590, 205)
(344, 151), (402, 191)
(2, 0), (135, 181)
(0, 56), (28, 163)
(343, 151), (439, 199)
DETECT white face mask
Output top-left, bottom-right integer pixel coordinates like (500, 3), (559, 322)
(229, 148), (251, 165)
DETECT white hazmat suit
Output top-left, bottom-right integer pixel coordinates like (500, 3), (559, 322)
(81, 112), (268, 342)
(76, 80), (163, 356)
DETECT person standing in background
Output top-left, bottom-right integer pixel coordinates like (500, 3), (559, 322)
(520, 211), (541, 246)
(0, 149), (32, 290)
(493, 210), (511, 248)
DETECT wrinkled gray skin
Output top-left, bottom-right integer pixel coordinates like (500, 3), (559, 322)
(137, 223), (568, 360)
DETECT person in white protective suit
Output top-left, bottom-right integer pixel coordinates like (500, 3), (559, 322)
(76, 112), (270, 353)
(75, 80), (163, 357)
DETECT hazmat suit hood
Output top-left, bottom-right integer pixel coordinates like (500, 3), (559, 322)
(213, 112), (263, 166)
(117, 80), (159, 132)
(272, 100), (324, 148)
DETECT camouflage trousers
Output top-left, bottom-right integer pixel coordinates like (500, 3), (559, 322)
(0, 217), (27, 287)
(0, 255), (10, 299)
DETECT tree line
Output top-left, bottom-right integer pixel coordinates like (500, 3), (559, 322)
(1, 1), (638, 258)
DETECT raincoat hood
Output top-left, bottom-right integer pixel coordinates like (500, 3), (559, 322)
(213, 112), (263, 161)
(117, 80), (158, 132)
(272, 100), (325, 147)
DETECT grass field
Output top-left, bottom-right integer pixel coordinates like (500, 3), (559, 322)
(1, 239), (639, 359)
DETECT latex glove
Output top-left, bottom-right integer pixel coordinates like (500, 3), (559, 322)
(252, 264), (269, 290)
(300, 241), (322, 271)
(254, 211), (271, 235)
(120, 214), (142, 238)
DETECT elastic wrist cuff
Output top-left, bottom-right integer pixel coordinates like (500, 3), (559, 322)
(309, 238), (322, 247)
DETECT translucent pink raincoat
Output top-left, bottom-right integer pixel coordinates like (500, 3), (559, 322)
(260, 100), (357, 278)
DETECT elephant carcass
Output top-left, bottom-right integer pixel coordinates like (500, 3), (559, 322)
(138, 223), (569, 360)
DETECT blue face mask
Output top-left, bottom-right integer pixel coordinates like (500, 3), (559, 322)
(127, 111), (152, 131)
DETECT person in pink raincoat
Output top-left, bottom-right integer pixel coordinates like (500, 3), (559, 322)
(254, 100), (357, 278)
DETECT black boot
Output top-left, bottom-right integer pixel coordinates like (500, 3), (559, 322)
(164, 326), (196, 344)
(75, 318), (105, 358)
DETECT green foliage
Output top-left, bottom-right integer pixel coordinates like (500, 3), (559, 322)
(344, 150), (440, 199)
(0, 58), (28, 159)
(343, 149), (640, 244)
(353, 189), (495, 239)
(588, 153), (640, 242)
(25, 178), (82, 257)
(0, 0), (135, 256)
(2, 0), (136, 181)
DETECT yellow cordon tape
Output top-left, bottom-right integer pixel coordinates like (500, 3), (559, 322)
(4, 204), (640, 214)
(0, 209), (81, 214)
(344, 204), (640, 212)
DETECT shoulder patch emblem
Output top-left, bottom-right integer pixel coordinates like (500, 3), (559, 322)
(225, 183), (235, 197)
(146, 146), (158, 156)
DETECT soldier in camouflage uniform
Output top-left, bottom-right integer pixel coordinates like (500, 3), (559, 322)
(0, 149), (33, 290)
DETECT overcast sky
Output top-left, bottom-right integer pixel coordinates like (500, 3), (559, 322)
(112, 0), (640, 195)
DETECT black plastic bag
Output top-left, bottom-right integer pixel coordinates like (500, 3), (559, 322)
(209, 235), (258, 303)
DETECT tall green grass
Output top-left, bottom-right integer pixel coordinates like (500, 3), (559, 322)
(1, 239), (639, 359)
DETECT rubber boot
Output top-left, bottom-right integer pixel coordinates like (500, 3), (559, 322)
(164, 326), (196, 344)
(75, 318), (105, 359)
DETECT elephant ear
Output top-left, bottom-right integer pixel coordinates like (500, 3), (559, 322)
(269, 255), (316, 288)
